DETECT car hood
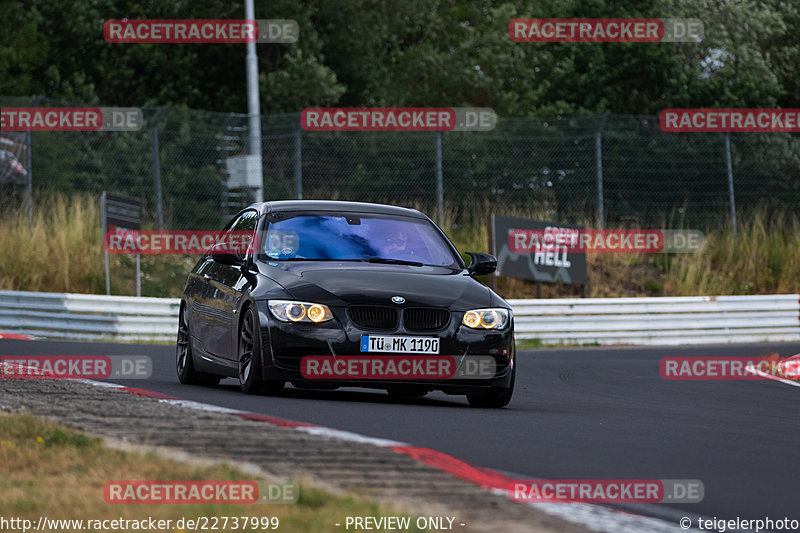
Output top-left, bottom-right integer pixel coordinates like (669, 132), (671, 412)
(257, 262), (492, 310)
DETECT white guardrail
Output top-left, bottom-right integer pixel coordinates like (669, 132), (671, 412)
(512, 294), (800, 345)
(0, 290), (798, 346)
(0, 290), (181, 343)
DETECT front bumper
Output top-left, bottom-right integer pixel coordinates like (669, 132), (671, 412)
(254, 301), (515, 392)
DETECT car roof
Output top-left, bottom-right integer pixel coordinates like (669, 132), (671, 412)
(251, 200), (429, 219)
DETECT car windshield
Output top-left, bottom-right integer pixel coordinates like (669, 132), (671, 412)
(259, 213), (460, 267)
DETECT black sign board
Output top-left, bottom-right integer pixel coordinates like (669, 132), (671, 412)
(491, 214), (587, 285)
(103, 193), (141, 231)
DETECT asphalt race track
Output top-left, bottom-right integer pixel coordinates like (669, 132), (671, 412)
(2, 338), (798, 526)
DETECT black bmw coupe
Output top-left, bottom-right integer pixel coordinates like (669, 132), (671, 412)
(177, 200), (515, 407)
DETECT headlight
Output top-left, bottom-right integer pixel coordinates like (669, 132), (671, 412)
(268, 300), (333, 324)
(461, 308), (510, 330)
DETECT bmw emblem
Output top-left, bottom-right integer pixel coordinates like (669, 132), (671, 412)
(391, 296), (405, 304)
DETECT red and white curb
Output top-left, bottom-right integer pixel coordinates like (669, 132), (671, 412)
(78, 380), (688, 533)
(0, 333), (35, 340)
(746, 353), (800, 388)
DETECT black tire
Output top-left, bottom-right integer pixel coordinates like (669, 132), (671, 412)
(466, 365), (515, 408)
(176, 305), (221, 386)
(238, 306), (284, 395)
(387, 385), (428, 399)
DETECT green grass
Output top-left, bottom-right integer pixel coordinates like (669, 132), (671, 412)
(0, 413), (429, 533)
(515, 338), (601, 350)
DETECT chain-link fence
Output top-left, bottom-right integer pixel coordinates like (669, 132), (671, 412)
(3, 95), (799, 230)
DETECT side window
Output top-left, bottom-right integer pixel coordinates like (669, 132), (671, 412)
(215, 210), (258, 255)
(215, 214), (242, 248)
(232, 210), (258, 232)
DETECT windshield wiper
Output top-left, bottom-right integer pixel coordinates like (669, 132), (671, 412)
(367, 257), (423, 267)
(269, 257), (330, 261)
(265, 257), (375, 262)
(265, 257), (424, 266)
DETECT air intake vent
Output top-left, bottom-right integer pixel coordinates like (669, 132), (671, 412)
(348, 306), (398, 329)
(404, 308), (450, 331)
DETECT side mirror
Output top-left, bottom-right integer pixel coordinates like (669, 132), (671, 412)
(466, 252), (497, 276)
(211, 243), (243, 265)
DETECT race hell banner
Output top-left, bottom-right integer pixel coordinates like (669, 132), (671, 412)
(491, 214), (587, 285)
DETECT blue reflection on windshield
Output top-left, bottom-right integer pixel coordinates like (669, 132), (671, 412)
(262, 215), (456, 266)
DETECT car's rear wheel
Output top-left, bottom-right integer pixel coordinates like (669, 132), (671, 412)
(176, 305), (220, 386)
(466, 365), (515, 408)
(238, 306), (284, 395)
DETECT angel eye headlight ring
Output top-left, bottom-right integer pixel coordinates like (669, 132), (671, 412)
(461, 308), (509, 330)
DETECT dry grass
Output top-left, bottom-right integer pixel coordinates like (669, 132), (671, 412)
(442, 204), (800, 298)
(3, 195), (800, 298)
(0, 194), (197, 297)
(0, 413), (426, 532)
(664, 209), (800, 295)
(0, 195), (104, 293)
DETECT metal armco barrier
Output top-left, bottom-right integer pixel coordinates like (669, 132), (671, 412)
(0, 290), (180, 342)
(0, 290), (798, 346)
(513, 294), (800, 345)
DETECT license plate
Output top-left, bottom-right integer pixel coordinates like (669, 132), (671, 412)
(360, 335), (440, 354)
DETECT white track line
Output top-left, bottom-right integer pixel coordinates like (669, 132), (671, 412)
(75, 378), (692, 533)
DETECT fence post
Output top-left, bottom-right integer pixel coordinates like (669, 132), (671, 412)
(245, 0), (263, 203)
(294, 122), (302, 199)
(725, 132), (737, 237)
(595, 114), (608, 229)
(435, 131), (443, 224)
(101, 191), (110, 296)
(25, 130), (32, 226)
(150, 107), (169, 229)
(24, 95), (44, 226)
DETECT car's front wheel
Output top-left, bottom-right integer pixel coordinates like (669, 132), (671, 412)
(466, 365), (515, 408)
(176, 305), (220, 386)
(238, 306), (284, 395)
